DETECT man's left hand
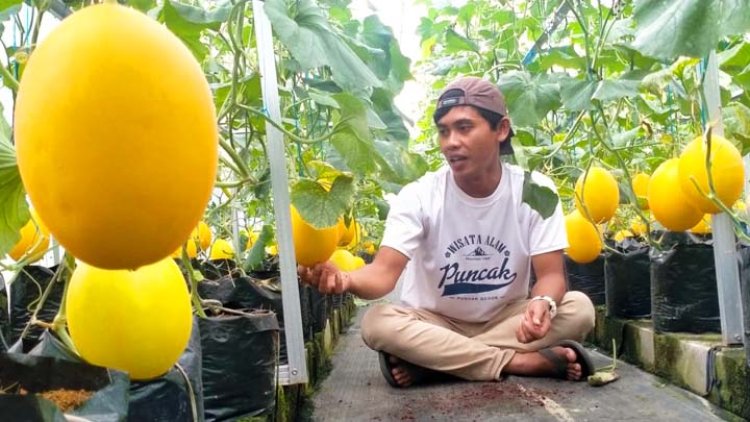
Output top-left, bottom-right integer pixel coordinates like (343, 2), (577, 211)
(516, 299), (552, 343)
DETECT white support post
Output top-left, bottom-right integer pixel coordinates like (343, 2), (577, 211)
(252, 0), (308, 384)
(51, 237), (61, 266)
(703, 51), (745, 346)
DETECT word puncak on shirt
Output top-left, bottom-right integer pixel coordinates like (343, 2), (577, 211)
(381, 163), (567, 323)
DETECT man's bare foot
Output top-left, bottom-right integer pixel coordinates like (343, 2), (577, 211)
(505, 346), (584, 380)
(387, 355), (416, 387)
(378, 351), (448, 388)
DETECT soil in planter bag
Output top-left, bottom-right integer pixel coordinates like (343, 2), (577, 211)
(23, 325), (205, 422)
(650, 232), (721, 333)
(605, 239), (651, 318)
(199, 310), (279, 421)
(0, 352), (130, 421)
(564, 254), (605, 306)
(128, 316), (204, 422)
(9, 265), (64, 352)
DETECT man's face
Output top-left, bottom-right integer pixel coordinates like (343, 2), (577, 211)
(436, 106), (509, 177)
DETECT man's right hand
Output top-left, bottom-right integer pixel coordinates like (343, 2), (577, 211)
(297, 261), (351, 294)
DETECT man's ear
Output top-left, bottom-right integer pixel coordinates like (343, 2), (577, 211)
(497, 118), (511, 140)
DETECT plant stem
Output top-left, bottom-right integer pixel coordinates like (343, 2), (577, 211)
(590, 0), (622, 71)
(543, 110), (587, 160)
(590, 104), (654, 245)
(219, 137), (251, 178)
(215, 176), (257, 188)
(17, 253), (72, 344)
(687, 127), (750, 242)
(565, 0), (592, 77)
(181, 247), (207, 319)
(0, 62), (19, 91)
(235, 103), (334, 144)
(30, 1), (47, 49)
(51, 253), (77, 353)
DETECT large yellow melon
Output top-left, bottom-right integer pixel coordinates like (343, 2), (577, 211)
(15, 4), (218, 269)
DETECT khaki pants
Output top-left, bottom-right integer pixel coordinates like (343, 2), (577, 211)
(361, 291), (595, 381)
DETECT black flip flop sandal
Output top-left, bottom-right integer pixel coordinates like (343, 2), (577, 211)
(538, 339), (595, 380)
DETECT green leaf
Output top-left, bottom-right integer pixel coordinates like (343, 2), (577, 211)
(723, 102), (750, 155)
(559, 77), (641, 111)
(308, 88), (340, 108)
(560, 79), (596, 111)
(718, 41), (750, 72)
(264, 0), (381, 91)
(591, 79), (641, 102)
(128, 0), (157, 13)
(430, 56), (469, 76)
(329, 93), (383, 174)
(359, 15), (395, 79)
(388, 40), (413, 87)
(640, 67), (674, 95)
(333, 93), (370, 140)
(521, 172), (559, 219)
(212, 74), (262, 112)
(371, 88), (410, 143)
(611, 127), (643, 148)
(357, 15), (412, 91)
(330, 130), (378, 174)
(159, 0), (232, 61)
(497, 71), (561, 127)
(166, 0), (232, 27)
(243, 224), (274, 272)
(375, 198), (390, 221)
(0, 129), (28, 256)
(342, 32), (388, 80)
(632, 0), (750, 60)
(537, 46), (586, 71)
(444, 29), (479, 54)
(366, 106), (387, 130)
(252, 167), (272, 200)
(0, 0), (20, 21)
(291, 175), (354, 228)
(373, 139), (429, 186)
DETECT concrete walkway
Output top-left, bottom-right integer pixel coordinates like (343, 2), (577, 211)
(312, 305), (740, 421)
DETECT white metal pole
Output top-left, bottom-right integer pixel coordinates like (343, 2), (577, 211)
(252, 0), (308, 384)
(703, 51), (745, 345)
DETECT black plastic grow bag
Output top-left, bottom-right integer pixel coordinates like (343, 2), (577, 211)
(9, 265), (63, 352)
(0, 353), (130, 421)
(605, 239), (651, 319)
(128, 316), (204, 422)
(650, 232), (720, 333)
(199, 310), (279, 421)
(564, 254), (605, 306)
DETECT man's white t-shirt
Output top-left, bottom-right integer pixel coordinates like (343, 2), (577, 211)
(380, 162), (568, 323)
